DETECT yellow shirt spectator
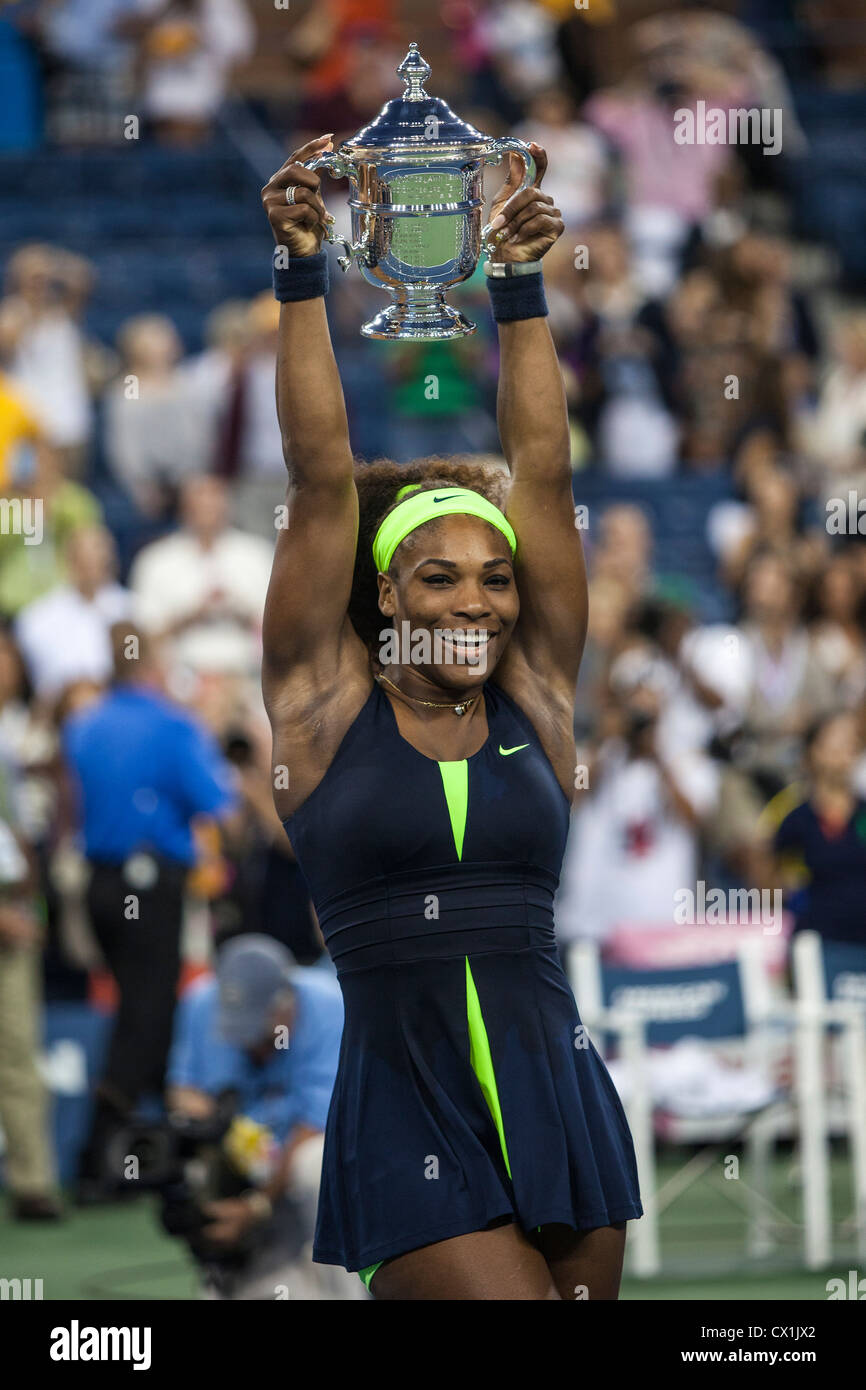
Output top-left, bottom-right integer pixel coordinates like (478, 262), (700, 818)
(0, 373), (40, 487)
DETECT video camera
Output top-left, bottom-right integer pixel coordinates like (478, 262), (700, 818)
(101, 1092), (267, 1291)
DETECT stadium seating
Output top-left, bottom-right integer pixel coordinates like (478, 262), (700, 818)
(787, 83), (866, 283)
(573, 473), (737, 623)
(0, 147), (272, 352)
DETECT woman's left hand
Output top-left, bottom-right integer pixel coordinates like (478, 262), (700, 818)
(487, 143), (564, 264)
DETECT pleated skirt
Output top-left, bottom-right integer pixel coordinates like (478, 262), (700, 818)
(313, 941), (643, 1272)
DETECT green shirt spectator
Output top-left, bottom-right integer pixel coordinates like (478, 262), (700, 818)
(0, 475), (102, 617)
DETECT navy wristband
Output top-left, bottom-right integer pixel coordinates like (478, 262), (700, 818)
(272, 248), (329, 302)
(486, 270), (548, 323)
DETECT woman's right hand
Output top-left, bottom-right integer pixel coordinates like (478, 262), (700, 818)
(262, 135), (335, 258)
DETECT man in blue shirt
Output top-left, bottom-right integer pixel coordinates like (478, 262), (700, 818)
(166, 934), (355, 1298)
(64, 621), (237, 1199)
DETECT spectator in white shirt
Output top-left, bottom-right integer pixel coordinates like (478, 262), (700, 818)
(0, 245), (94, 463)
(478, 0), (562, 103)
(129, 474), (272, 684)
(557, 677), (718, 947)
(182, 299), (252, 469)
(14, 525), (132, 705)
(734, 550), (836, 797)
(138, 0), (255, 144)
(805, 312), (866, 486)
(240, 294), (287, 481)
(512, 89), (609, 231)
(183, 296), (284, 539)
(104, 314), (211, 518)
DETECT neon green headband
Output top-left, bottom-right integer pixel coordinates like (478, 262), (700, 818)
(372, 484), (517, 574)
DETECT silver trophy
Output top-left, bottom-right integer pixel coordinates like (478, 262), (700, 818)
(303, 43), (536, 341)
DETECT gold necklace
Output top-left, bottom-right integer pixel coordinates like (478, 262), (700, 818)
(375, 671), (480, 718)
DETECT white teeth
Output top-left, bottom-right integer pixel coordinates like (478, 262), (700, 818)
(441, 631), (490, 645)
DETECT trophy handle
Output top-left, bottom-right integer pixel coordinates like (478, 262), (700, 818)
(303, 152), (363, 273)
(480, 138), (537, 256)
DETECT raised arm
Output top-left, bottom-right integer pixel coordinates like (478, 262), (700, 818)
(490, 146), (588, 692)
(260, 137), (364, 710)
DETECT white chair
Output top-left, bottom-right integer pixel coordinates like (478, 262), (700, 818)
(791, 931), (866, 1267)
(569, 939), (796, 1276)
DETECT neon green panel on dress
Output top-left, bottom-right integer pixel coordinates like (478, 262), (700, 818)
(437, 759), (468, 861)
(357, 760), (512, 1294)
(358, 960), (515, 1293)
(465, 957), (512, 1180)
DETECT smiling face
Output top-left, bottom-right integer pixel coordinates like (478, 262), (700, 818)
(376, 513), (519, 690)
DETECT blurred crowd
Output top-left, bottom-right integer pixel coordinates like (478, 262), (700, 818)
(0, 0), (866, 1236)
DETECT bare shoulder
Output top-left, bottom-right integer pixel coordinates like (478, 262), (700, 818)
(492, 641), (576, 801)
(264, 618), (373, 820)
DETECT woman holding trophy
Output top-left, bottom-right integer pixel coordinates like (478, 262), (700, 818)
(259, 113), (642, 1299)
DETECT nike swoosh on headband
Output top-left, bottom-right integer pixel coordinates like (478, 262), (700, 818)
(499, 743), (530, 756)
(372, 488), (517, 575)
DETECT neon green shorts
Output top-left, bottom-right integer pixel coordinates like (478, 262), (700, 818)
(359, 1261), (382, 1292)
(357, 1225), (543, 1292)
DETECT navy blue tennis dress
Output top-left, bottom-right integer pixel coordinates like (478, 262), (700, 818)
(282, 678), (642, 1281)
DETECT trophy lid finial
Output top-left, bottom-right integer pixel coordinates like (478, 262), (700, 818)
(397, 43), (431, 102)
(343, 39), (489, 148)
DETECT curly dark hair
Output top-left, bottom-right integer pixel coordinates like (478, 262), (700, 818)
(348, 455), (510, 655)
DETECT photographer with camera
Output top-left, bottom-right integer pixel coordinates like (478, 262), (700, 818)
(165, 933), (358, 1299)
(557, 650), (719, 948)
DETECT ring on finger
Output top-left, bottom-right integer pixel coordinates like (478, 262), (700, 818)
(286, 186), (298, 206)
